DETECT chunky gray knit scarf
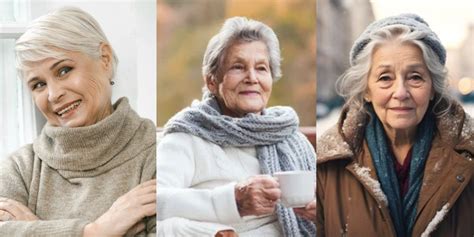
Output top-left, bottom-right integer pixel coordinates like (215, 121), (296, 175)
(164, 95), (316, 237)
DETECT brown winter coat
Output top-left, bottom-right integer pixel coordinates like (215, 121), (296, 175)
(317, 102), (473, 237)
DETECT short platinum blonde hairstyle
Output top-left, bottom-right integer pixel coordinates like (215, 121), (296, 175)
(202, 16), (282, 83)
(15, 6), (118, 79)
(336, 25), (452, 116)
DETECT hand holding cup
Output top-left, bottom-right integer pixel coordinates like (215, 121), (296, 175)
(234, 175), (281, 217)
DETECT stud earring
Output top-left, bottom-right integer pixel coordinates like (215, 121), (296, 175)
(110, 80), (115, 86)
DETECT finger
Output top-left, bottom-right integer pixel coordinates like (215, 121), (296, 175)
(293, 207), (305, 212)
(137, 193), (156, 205)
(138, 179), (156, 188)
(294, 208), (315, 221)
(130, 182), (157, 196)
(305, 200), (316, 210)
(0, 200), (24, 218)
(293, 209), (309, 218)
(125, 221), (146, 237)
(4, 199), (32, 215)
(140, 203), (157, 217)
(253, 176), (279, 188)
(0, 199), (38, 221)
(0, 210), (14, 221)
(262, 188), (281, 200)
(120, 188), (156, 207)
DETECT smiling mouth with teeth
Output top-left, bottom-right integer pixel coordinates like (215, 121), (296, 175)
(57, 100), (81, 117)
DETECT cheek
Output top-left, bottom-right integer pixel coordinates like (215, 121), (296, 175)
(414, 89), (433, 112)
(369, 90), (391, 107)
(81, 75), (110, 99)
(264, 80), (272, 93)
(261, 78), (272, 98)
(32, 93), (46, 111)
(32, 92), (55, 119)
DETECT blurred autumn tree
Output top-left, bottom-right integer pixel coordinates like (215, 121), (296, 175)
(157, 0), (316, 126)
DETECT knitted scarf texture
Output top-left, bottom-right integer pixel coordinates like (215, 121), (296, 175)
(163, 95), (316, 237)
(365, 104), (435, 237)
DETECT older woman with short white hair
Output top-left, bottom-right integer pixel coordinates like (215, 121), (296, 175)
(157, 17), (316, 237)
(0, 7), (156, 236)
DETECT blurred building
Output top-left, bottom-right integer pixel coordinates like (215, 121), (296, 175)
(445, 24), (474, 99)
(459, 25), (474, 78)
(458, 24), (474, 98)
(316, 0), (374, 116)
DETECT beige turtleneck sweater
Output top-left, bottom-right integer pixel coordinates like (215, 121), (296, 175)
(0, 97), (156, 237)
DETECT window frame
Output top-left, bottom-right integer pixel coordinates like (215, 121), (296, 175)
(0, 1), (43, 158)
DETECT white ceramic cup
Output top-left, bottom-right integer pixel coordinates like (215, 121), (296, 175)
(273, 170), (315, 208)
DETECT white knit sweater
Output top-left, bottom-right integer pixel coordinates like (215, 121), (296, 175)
(156, 132), (283, 237)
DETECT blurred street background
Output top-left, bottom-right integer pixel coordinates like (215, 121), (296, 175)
(317, 0), (474, 137)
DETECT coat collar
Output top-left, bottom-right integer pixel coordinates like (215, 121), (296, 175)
(318, 100), (474, 236)
(317, 100), (473, 164)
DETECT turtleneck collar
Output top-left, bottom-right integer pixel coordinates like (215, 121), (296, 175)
(33, 97), (155, 178)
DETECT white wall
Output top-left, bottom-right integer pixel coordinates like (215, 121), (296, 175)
(30, 0), (156, 124)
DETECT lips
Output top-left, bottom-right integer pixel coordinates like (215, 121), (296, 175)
(55, 100), (82, 117)
(239, 90), (260, 95)
(389, 106), (414, 113)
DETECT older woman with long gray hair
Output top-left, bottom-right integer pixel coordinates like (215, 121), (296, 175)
(0, 7), (156, 236)
(317, 14), (473, 237)
(157, 17), (316, 237)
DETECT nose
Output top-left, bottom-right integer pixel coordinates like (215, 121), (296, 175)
(245, 69), (258, 84)
(393, 78), (410, 100)
(47, 81), (65, 103)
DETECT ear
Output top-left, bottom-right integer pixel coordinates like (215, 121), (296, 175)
(99, 43), (113, 72)
(364, 92), (372, 102)
(205, 75), (218, 94)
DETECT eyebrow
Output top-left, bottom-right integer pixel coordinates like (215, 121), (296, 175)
(374, 63), (426, 71)
(229, 56), (269, 65)
(49, 59), (68, 70)
(406, 63), (426, 70)
(374, 64), (392, 70)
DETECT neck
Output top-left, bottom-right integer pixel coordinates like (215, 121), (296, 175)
(92, 102), (114, 125)
(384, 126), (416, 165)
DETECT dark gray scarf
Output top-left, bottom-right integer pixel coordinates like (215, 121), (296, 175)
(365, 104), (435, 237)
(164, 95), (316, 237)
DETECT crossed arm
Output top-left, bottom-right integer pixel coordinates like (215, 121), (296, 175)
(0, 149), (156, 237)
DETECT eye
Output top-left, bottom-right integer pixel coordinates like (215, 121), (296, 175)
(230, 63), (244, 70)
(257, 65), (268, 72)
(409, 74), (423, 81)
(377, 75), (392, 81)
(58, 66), (73, 77)
(31, 81), (46, 91)
(408, 73), (425, 86)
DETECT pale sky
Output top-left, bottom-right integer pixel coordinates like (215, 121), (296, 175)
(370, 0), (474, 48)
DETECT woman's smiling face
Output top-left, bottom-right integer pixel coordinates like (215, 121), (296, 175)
(207, 40), (273, 117)
(366, 42), (433, 134)
(24, 45), (114, 128)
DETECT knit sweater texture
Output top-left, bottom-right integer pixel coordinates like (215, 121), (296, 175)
(156, 132), (283, 237)
(0, 97), (156, 237)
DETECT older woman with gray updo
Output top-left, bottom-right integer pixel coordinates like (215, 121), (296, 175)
(157, 17), (316, 237)
(0, 7), (156, 236)
(317, 13), (473, 237)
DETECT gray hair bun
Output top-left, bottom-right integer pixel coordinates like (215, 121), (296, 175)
(350, 13), (446, 66)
